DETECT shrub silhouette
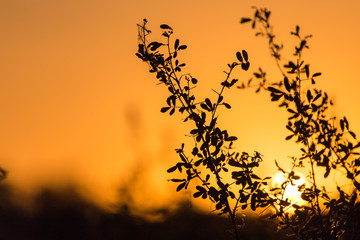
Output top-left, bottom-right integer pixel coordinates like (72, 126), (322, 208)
(136, 8), (360, 240)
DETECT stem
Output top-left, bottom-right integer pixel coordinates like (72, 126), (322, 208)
(162, 35), (239, 240)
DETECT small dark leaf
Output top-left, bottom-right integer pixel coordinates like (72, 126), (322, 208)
(192, 147), (198, 156)
(349, 131), (356, 139)
(206, 174), (210, 182)
(241, 62), (250, 71)
(284, 77), (291, 92)
(324, 167), (330, 178)
(271, 94), (282, 101)
(236, 51), (243, 62)
(223, 103), (231, 109)
(304, 64), (309, 78)
(205, 98), (212, 109)
(286, 135), (294, 140)
(250, 194), (256, 211)
(178, 45), (187, 50)
(228, 159), (241, 167)
(340, 119), (344, 131)
(148, 42), (163, 51)
(292, 175), (300, 180)
(196, 186), (206, 192)
(307, 90), (313, 102)
(160, 24), (172, 30)
(242, 50), (248, 62)
(312, 72), (321, 77)
(167, 166), (177, 173)
(175, 39), (179, 50)
(191, 78), (198, 84)
(171, 179), (185, 182)
(176, 182), (186, 192)
(193, 191), (202, 198)
(251, 174), (261, 180)
(344, 116), (349, 130)
(240, 18), (252, 24)
(268, 87), (283, 94)
(226, 136), (238, 141)
(161, 107), (170, 113)
(201, 103), (210, 111)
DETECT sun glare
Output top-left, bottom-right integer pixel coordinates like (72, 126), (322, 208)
(273, 172), (305, 204)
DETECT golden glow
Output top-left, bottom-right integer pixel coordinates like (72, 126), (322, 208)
(273, 172), (305, 204)
(0, 1), (359, 216)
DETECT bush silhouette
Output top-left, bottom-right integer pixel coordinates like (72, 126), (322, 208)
(136, 8), (360, 240)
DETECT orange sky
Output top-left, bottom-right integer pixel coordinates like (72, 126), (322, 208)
(0, 0), (360, 216)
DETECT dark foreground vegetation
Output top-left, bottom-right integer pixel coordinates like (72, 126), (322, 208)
(0, 184), (291, 240)
(137, 7), (360, 240)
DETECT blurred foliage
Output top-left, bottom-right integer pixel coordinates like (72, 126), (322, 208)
(0, 185), (290, 240)
(136, 7), (360, 240)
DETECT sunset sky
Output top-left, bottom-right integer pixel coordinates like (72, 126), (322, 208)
(1, 0), (359, 218)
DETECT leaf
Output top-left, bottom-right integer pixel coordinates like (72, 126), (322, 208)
(286, 135), (294, 140)
(304, 64), (309, 78)
(268, 87), (283, 94)
(344, 116), (349, 129)
(167, 166), (177, 173)
(312, 72), (321, 77)
(175, 39), (179, 50)
(228, 159), (241, 167)
(284, 77), (291, 92)
(340, 119), (344, 131)
(205, 98), (212, 109)
(171, 179), (185, 182)
(251, 174), (261, 180)
(271, 94), (282, 101)
(193, 191), (202, 198)
(192, 147), (198, 156)
(324, 167), (330, 178)
(200, 103), (210, 111)
(226, 136), (238, 141)
(160, 24), (172, 30)
(349, 131), (356, 139)
(292, 175), (300, 180)
(191, 78), (198, 84)
(250, 194), (256, 211)
(236, 51), (243, 62)
(240, 18), (252, 24)
(161, 107), (170, 113)
(148, 42), (162, 51)
(178, 45), (187, 50)
(241, 62), (250, 71)
(223, 103), (231, 109)
(307, 90), (313, 102)
(242, 50), (248, 62)
(176, 182), (186, 192)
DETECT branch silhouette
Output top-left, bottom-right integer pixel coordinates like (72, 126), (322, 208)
(136, 7), (360, 240)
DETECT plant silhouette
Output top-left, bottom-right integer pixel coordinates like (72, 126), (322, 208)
(136, 8), (360, 240)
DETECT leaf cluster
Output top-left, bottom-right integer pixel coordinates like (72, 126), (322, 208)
(240, 7), (360, 239)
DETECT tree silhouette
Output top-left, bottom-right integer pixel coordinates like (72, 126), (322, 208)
(136, 8), (360, 240)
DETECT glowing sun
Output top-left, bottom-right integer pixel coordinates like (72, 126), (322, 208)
(273, 172), (305, 204)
